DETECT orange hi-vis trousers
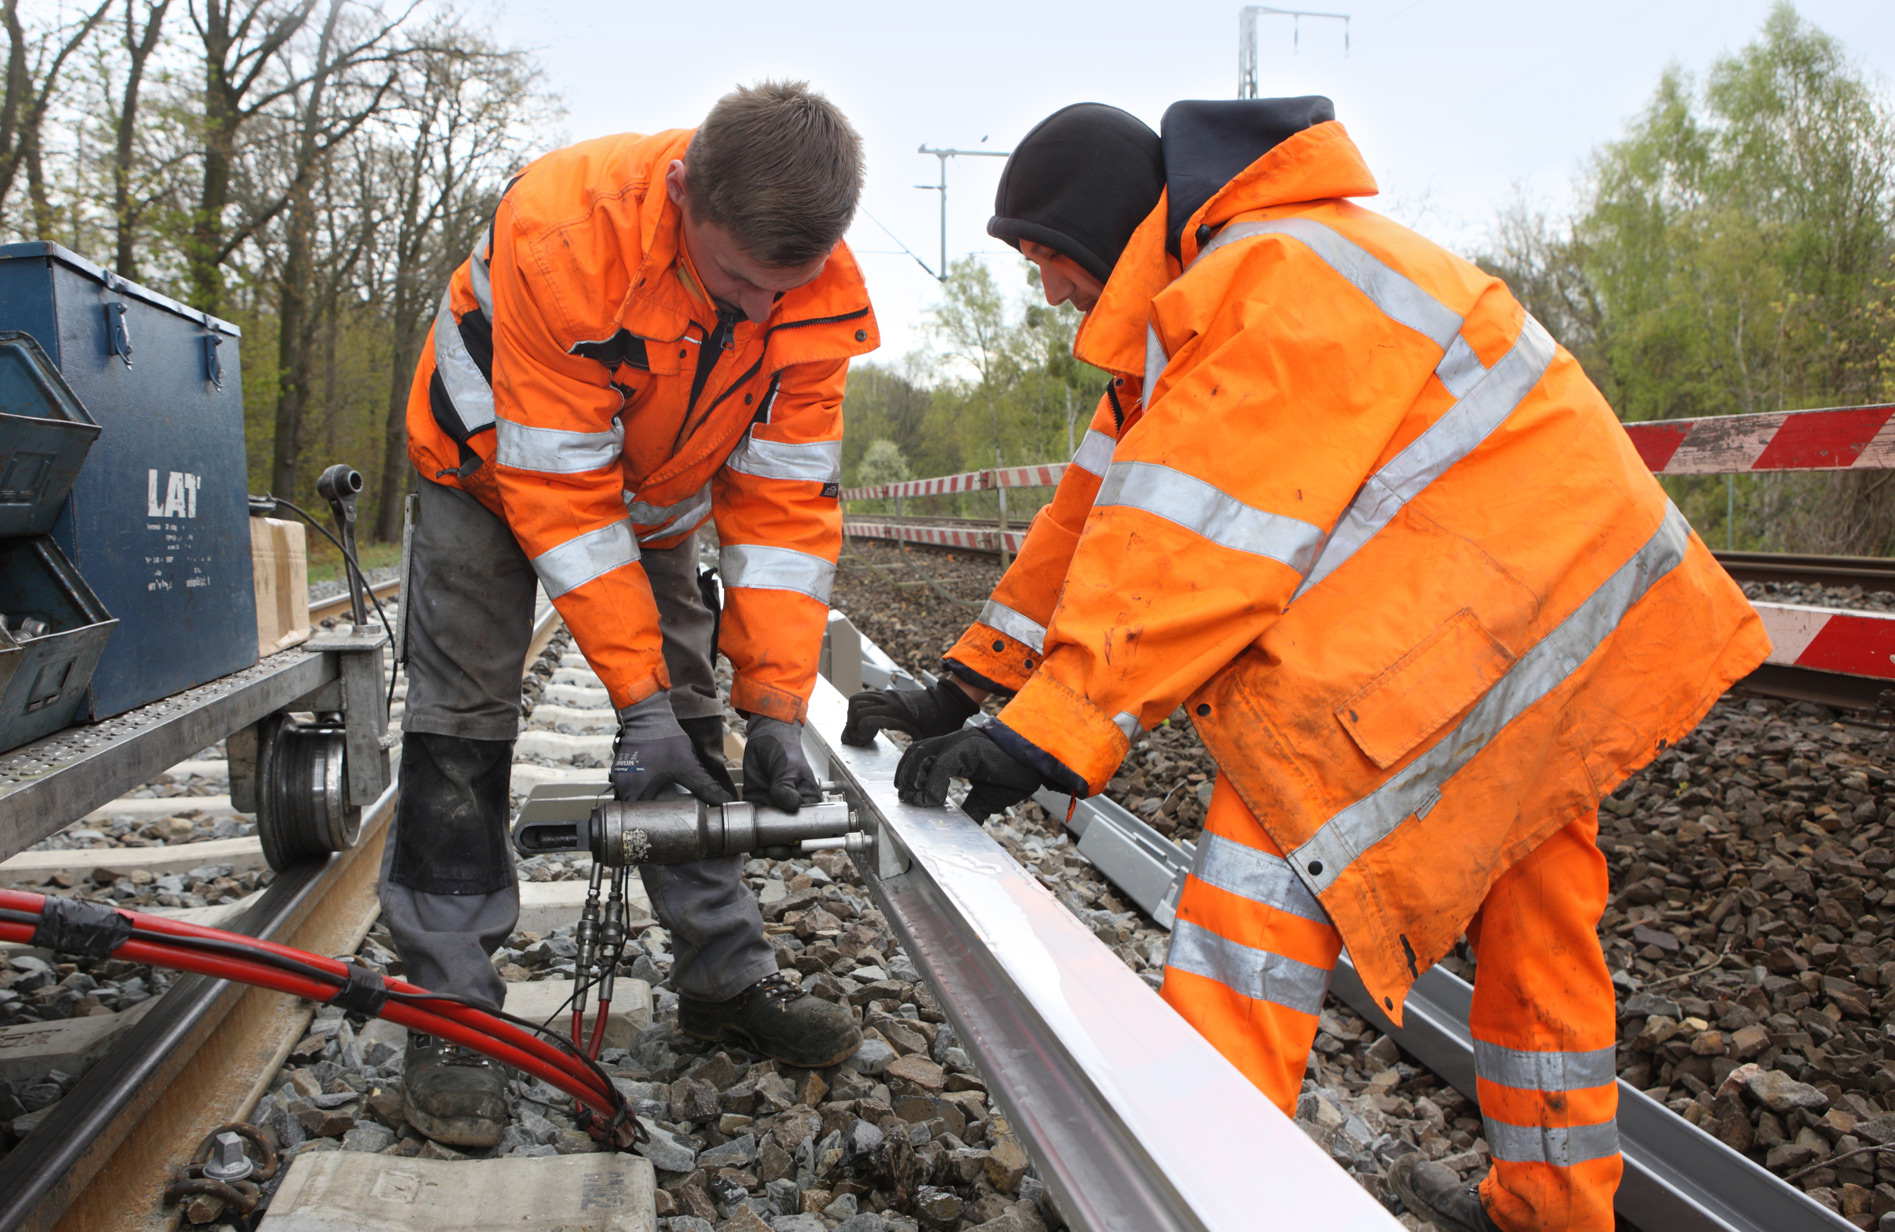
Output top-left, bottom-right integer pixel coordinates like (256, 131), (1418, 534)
(1161, 778), (1623, 1232)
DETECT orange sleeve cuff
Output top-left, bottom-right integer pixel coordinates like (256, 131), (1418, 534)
(731, 676), (808, 724)
(602, 670), (669, 714)
(947, 623), (1041, 695)
(997, 671), (1131, 795)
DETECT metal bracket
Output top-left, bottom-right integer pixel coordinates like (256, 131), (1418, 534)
(819, 610), (864, 697)
(227, 722), (260, 814)
(103, 301), (133, 367)
(302, 627), (390, 808)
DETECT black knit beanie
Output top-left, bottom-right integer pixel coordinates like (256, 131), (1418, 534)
(987, 104), (1165, 286)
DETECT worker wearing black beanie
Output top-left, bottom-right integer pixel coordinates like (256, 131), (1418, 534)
(986, 103), (1164, 288)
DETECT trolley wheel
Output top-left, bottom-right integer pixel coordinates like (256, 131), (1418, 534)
(255, 714), (362, 872)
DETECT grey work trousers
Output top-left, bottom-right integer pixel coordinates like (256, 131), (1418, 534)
(379, 476), (776, 1011)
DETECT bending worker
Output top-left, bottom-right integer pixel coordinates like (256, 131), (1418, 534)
(391, 80), (872, 1147)
(844, 98), (1767, 1232)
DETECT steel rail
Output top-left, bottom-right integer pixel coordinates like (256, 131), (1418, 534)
(307, 576), (401, 624)
(1713, 551), (1895, 589)
(0, 602), (562, 1232)
(801, 673), (1402, 1232)
(0, 786), (397, 1232)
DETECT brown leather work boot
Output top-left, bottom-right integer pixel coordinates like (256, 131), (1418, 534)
(1385, 1154), (1505, 1232)
(401, 1032), (508, 1148)
(677, 971), (863, 1069)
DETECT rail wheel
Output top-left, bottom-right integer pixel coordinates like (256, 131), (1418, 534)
(255, 713), (362, 872)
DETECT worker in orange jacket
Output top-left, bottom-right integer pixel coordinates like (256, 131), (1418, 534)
(846, 99), (1768, 1232)
(391, 82), (874, 1147)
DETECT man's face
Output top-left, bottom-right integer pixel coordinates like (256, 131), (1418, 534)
(666, 160), (828, 324)
(1020, 239), (1104, 313)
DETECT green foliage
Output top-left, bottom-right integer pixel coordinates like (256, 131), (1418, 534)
(1480, 3), (1895, 553)
(843, 256), (1107, 522)
(856, 439), (912, 487)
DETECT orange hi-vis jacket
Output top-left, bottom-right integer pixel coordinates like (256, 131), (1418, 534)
(976, 119), (1769, 1021)
(946, 390), (1126, 692)
(406, 130), (878, 722)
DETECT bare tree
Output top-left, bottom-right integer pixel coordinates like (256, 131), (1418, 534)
(185, 0), (314, 312)
(368, 32), (540, 539)
(264, 0), (409, 497)
(109, 0), (171, 277)
(0, 0), (112, 226)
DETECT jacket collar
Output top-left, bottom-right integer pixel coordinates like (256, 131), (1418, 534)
(1073, 120), (1378, 380)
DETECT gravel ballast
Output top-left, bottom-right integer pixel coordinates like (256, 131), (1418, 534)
(830, 538), (1895, 1228)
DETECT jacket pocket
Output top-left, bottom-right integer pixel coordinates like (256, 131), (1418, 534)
(1334, 608), (1516, 770)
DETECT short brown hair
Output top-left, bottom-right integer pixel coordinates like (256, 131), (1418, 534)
(684, 80), (864, 268)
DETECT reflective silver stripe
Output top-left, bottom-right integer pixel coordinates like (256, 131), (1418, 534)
(726, 434), (842, 483)
(1436, 335), (1485, 398)
(1192, 833), (1330, 924)
(431, 288), (495, 433)
(978, 600), (1046, 654)
(721, 543), (835, 603)
(1071, 429), (1115, 478)
(531, 520), (640, 599)
(1290, 501), (1691, 895)
(1096, 460), (1325, 573)
(625, 484), (711, 544)
(496, 416), (623, 474)
(1293, 316), (1556, 599)
(1199, 218), (1460, 350)
(1113, 711), (1141, 739)
(1474, 1041), (1617, 1093)
(1483, 1117), (1620, 1167)
(467, 228), (494, 319)
(1164, 920), (1330, 1015)
(1143, 324), (1169, 409)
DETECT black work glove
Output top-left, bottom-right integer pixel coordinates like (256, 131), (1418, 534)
(678, 714), (738, 798)
(611, 694), (735, 804)
(743, 716), (823, 812)
(895, 726), (1043, 822)
(841, 675), (981, 747)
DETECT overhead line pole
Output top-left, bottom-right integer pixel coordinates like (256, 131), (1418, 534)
(1238, 5), (1351, 97)
(915, 145), (1011, 282)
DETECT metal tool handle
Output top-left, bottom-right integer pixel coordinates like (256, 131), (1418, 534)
(315, 464), (366, 626)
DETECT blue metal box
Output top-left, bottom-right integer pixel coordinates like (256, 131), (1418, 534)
(0, 535), (117, 749)
(0, 243), (256, 719)
(0, 331), (100, 536)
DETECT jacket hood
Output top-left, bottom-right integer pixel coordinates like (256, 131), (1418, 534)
(1072, 116), (1379, 379)
(1161, 97), (1337, 256)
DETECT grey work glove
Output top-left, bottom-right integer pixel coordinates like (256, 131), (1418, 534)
(895, 726), (1042, 823)
(743, 715), (823, 813)
(611, 694), (735, 805)
(841, 675), (981, 747)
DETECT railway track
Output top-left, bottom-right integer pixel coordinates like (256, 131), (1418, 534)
(305, 576), (402, 625)
(0, 559), (1874, 1229)
(844, 518), (1895, 714)
(847, 514), (1895, 591)
(0, 581), (552, 1232)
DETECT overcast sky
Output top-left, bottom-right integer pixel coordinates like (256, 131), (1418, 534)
(481, 0), (1892, 367)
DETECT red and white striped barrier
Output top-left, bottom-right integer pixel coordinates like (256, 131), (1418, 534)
(843, 519), (1028, 555)
(842, 463), (1071, 502)
(1754, 602), (1895, 681)
(1624, 405), (1895, 476)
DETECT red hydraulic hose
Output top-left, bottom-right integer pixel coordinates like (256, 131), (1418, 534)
(588, 1001), (610, 1060)
(0, 890), (635, 1146)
